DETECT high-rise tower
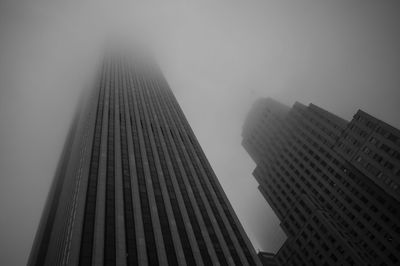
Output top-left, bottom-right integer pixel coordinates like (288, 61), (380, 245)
(29, 55), (261, 266)
(242, 98), (400, 266)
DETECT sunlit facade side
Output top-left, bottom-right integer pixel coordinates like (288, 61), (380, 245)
(242, 98), (400, 266)
(28, 56), (261, 266)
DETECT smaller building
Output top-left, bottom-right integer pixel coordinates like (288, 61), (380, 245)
(333, 110), (400, 201)
(242, 98), (400, 266)
(258, 251), (278, 266)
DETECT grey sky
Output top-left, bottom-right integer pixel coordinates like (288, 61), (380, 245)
(1, 1), (400, 265)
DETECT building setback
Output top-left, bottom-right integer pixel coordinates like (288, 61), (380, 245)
(28, 55), (261, 266)
(257, 252), (278, 266)
(242, 98), (400, 266)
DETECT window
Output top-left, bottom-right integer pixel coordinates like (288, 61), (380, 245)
(388, 133), (398, 142)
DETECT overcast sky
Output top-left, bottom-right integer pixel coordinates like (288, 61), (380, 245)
(1, 0), (400, 265)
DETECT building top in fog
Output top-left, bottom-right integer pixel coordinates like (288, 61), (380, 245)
(242, 98), (400, 266)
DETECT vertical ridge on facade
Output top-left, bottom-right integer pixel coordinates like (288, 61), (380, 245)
(79, 63), (107, 266)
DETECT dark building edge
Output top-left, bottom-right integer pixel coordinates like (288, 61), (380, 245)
(27, 89), (88, 266)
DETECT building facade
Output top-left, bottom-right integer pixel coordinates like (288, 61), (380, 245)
(29, 56), (261, 266)
(242, 98), (400, 266)
(257, 252), (278, 266)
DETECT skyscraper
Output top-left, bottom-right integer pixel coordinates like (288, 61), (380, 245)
(29, 55), (261, 266)
(242, 98), (400, 266)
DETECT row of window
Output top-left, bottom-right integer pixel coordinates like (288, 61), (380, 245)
(295, 106), (340, 144)
(356, 155), (399, 191)
(356, 114), (400, 146)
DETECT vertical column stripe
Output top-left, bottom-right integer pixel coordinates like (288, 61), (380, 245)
(144, 79), (197, 265)
(161, 80), (258, 265)
(119, 62), (138, 266)
(134, 74), (179, 266)
(149, 92), (214, 265)
(149, 78), (229, 266)
(126, 69), (159, 266)
(104, 62), (116, 265)
(79, 63), (107, 266)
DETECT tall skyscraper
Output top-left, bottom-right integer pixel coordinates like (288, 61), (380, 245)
(242, 98), (400, 266)
(29, 55), (261, 266)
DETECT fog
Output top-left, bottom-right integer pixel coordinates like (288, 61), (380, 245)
(1, 0), (400, 265)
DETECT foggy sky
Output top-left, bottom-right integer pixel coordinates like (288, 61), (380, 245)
(1, 1), (400, 265)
